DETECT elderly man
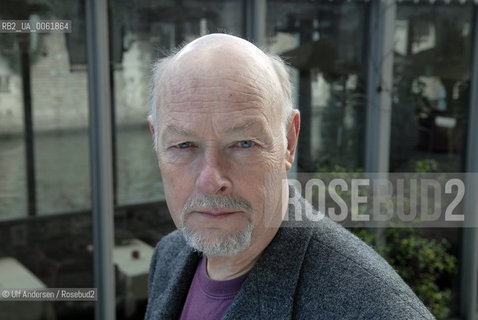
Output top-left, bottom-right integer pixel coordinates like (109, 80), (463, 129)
(145, 34), (433, 320)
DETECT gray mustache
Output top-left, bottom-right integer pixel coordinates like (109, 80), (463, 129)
(182, 195), (252, 214)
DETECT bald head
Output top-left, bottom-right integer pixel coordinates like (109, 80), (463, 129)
(149, 34), (293, 150)
(174, 33), (268, 65)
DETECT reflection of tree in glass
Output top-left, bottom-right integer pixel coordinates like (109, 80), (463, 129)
(319, 74), (365, 169)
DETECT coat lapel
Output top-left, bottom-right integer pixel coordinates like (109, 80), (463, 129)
(223, 226), (313, 320)
(149, 246), (200, 319)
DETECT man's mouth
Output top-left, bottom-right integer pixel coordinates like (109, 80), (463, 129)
(193, 210), (241, 218)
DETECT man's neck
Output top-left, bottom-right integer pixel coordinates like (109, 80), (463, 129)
(205, 226), (279, 280)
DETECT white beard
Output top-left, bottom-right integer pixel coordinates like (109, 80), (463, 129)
(181, 223), (254, 256)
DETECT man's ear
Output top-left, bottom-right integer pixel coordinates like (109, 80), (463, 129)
(285, 110), (300, 171)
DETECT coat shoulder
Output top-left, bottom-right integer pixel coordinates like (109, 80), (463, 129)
(295, 218), (434, 319)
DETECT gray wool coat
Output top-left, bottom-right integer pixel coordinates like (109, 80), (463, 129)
(144, 194), (435, 320)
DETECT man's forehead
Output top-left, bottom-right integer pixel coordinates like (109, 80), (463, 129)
(161, 116), (270, 139)
(158, 55), (274, 116)
(153, 34), (284, 133)
(159, 75), (269, 108)
(162, 35), (273, 86)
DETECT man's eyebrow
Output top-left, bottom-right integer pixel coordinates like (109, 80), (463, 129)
(164, 120), (263, 137)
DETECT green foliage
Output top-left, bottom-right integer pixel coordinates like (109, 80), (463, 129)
(352, 227), (456, 319)
(415, 159), (439, 173)
(318, 74), (366, 169)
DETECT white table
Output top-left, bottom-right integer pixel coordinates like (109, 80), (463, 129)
(113, 239), (154, 317)
(0, 257), (49, 320)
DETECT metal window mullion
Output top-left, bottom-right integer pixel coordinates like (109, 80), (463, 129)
(19, 36), (37, 217)
(243, 0), (252, 41)
(461, 6), (478, 320)
(252, 0), (266, 46)
(85, 0), (115, 320)
(365, 0), (396, 173)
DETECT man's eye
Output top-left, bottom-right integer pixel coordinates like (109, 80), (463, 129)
(237, 140), (254, 148)
(177, 142), (192, 149)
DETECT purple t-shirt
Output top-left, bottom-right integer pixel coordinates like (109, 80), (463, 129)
(179, 256), (249, 320)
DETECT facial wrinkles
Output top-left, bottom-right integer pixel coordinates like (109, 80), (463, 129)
(156, 43), (287, 166)
(157, 106), (285, 173)
(158, 77), (273, 138)
(158, 118), (277, 172)
(160, 105), (269, 137)
(160, 71), (270, 111)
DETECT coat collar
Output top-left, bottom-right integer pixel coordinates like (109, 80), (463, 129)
(150, 245), (200, 319)
(222, 225), (313, 320)
(222, 188), (314, 319)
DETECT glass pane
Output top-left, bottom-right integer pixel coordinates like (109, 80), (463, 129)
(391, 5), (472, 172)
(0, 115), (26, 220)
(32, 26), (90, 214)
(391, 4), (473, 318)
(0, 1), (94, 318)
(266, 1), (367, 171)
(0, 13), (27, 220)
(35, 130), (90, 215)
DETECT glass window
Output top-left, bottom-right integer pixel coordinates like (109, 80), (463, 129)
(0, 114), (26, 221)
(0, 1), (94, 318)
(266, 1), (367, 171)
(390, 4), (473, 318)
(32, 17), (91, 214)
(0, 9), (27, 220)
(390, 5), (472, 173)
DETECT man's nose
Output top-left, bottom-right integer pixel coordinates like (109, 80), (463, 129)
(195, 149), (232, 195)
